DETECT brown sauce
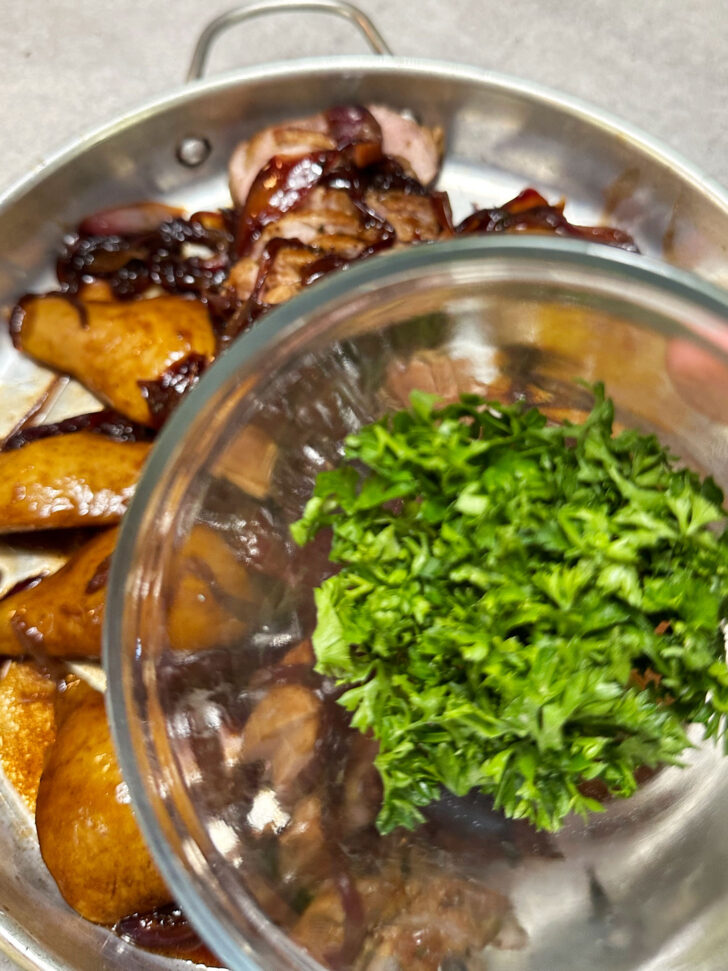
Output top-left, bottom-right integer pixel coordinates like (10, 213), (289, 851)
(2, 408), (154, 451)
(457, 187), (639, 250)
(1, 573), (46, 598)
(114, 904), (221, 966)
(137, 353), (209, 428)
(84, 554), (112, 595)
(55, 210), (236, 304)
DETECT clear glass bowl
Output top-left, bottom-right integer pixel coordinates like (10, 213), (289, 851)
(106, 237), (728, 971)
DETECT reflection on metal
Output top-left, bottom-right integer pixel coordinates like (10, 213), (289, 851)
(187, 0), (392, 82)
(176, 136), (212, 169)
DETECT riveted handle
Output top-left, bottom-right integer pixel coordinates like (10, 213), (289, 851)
(187, 0), (392, 82)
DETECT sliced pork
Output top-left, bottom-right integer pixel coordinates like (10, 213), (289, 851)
(229, 122), (334, 208)
(239, 683), (321, 802)
(368, 104), (442, 186)
(228, 105), (442, 208)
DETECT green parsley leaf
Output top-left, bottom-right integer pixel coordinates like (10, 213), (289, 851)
(291, 385), (728, 833)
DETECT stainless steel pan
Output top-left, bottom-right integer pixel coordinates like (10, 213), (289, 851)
(1, 2), (728, 968)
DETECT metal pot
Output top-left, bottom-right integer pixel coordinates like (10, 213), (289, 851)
(0, 3), (727, 969)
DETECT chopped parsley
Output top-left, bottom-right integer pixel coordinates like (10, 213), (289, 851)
(291, 386), (728, 833)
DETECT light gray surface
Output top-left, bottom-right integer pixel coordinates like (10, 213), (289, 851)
(0, 2), (726, 969)
(0, 0), (727, 193)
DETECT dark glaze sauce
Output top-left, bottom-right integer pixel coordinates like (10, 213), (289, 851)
(457, 187), (639, 251)
(137, 353), (208, 428)
(325, 104), (382, 155)
(84, 554), (112, 595)
(56, 210), (236, 304)
(1, 573), (45, 599)
(2, 409), (154, 452)
(114, 904), (221, 965)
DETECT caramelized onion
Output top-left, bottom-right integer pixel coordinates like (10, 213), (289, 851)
(457, 187), (639, 251)
(78, 202), (185, 237)
(2, 409), (154, 451)
(114, 904), (202, 954)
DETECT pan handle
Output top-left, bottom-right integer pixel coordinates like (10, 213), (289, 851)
(187, 0), (392, 81)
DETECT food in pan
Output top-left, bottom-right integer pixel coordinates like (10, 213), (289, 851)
(35, 678), (170, 924)
(12, 294), (216, 427)
(1, 103), (655, 968)
(0, 527), (118, 658)
(0, 432), (150, 532)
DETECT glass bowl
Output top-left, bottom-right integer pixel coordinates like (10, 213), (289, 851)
(105, 237), (728, 971)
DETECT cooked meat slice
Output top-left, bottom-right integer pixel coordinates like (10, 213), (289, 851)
(231, 242), (325, 306)
(243, 870), (298, 930)
(228, 105), (442, 211)
(278, 793), (328, 887)
(166, 524), (252, 653)
(229, 118), (335, 207)
(14, 295), (216, 427)
(228, 257), (259, 301)
(228, 187), (375, 303)
(227, 113), (447, 304)
(35, 680), (171, 923)
(247, 186), (372, 259)
(213, 423), (277, 500)
(291, 881), (348, 961)
(358, 876), (516, 971)
(0, 432), (151, 532)
(228, 177), (445, 305)
(341, 732), (382, 836)
(368, 105), (442, 186)
(248, 210), (367, 264)
(260, 245), (322, 306)
(248, 639), (316, 692)
(228, 105), (384, 209)
(280, 639), (315, 667)
(240, 683), (321, 801)
(292, 870), (407, 966)
(365, 189), (443, 243)
(0, 526), (118, 658)
(292, 834), (524, 970)
(385, 350), (506, 408)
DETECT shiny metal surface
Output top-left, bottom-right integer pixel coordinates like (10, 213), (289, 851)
(187, 0), (392, 80)
(0, 1), (728, 966)
(108, 237), (728, 971)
